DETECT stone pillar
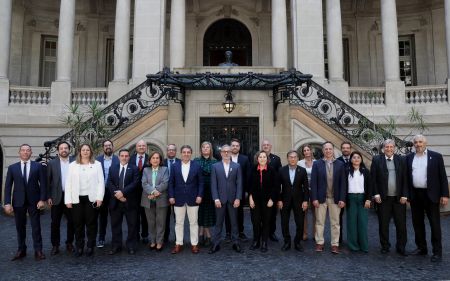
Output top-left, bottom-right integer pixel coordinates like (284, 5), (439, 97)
(291, 0), (325, 84)
(113, 0), (131, 82)
(52, 0), (75, 106)
(326, 0), (343, 81)
(445, 0), (450, 92)
(132, 0), (166, 83)
(56, 0), (75, 82)
(380, 0), (404, 105)
(170, 0), (186, 69)
(0, 0), (12, 80)
(271, 0), (288, 69)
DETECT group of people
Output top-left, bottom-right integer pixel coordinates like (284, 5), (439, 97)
(3, 135), (449, 263)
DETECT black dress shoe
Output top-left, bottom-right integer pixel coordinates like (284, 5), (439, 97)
(232, 244), (242, 253)
(396, 249), (408, 256)
(208, 245), (220, 254)
(281, 242), (291, 251)
(51, 246), (60, 256)
(294, 243), (304, 252)
(269, 233), (279, 242)
(249, 241), (260, 250)
(34, 251), (46, 261)
(239, 233), (248, 241)
(411, 248), (427, 256)
(128, 249), (136, 255)
(260, 242), (268, 253)
(380, 248), (390, 254)
(108, 248), (122, 255)
(86, 247), (94, 257)
(11, 250), (26, 261)
(224, 233), (231, 243)
(431, 254), (442, 262)
(74, 248), (83, 257)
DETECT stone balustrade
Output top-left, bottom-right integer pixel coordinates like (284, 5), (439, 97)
(349, 87), (386, 105)
(9, 85), (51, 105)
(71, 88), (108, 105)
(405, 85), (448, 104)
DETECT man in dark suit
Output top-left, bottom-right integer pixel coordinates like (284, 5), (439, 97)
(406, 134), (449, 262)
(262, 139), (282, 242)
(162, 144), (181, 243)
(95, 139), (119, 248)
(209, 144), (243, 254)
(106, 149), (139, 255)
(277, 150), (309, 251)
(310, 141), (346, 254)
(47, 141), (75, 255)
(336, 141), (352, 244)
(371, 139), (408, 256)
(4, 144), (47, 261)
(168, 145), (204, 254)
(129, 139), (150, 244)
(225, 138), (251, 241)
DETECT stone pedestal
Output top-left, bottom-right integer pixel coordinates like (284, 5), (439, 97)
(108, 80), (129, 104)
(384, 80), (405, 106)
(51, 81), (71, 108)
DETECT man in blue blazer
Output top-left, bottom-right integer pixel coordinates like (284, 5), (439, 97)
(4, 144), (47, 261)
(95, 139), (120, 248)
(310, 141), (346, 254)
(406, 135), (449, 262)
(209, 144), (243, 254)
(168, 145), (204, 254)
(106, 149), (139, 255)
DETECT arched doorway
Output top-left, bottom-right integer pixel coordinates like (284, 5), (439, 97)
(203, 19), (252, 66)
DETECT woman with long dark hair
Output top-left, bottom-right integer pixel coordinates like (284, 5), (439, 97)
(346, 151), (372, 253)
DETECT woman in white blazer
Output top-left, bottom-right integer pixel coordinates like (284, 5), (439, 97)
(65, 143), (104, 257)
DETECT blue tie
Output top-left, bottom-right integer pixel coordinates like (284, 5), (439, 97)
(119, 167), (125, 190)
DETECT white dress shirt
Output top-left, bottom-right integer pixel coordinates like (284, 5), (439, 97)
(223, 161), (230, 177)
(21, 160), (30, 182)
(348, 170), (365, 194)
(412, 150), (428, 188)
(231, 154), (238, 163)
(182, 161), (190, 182)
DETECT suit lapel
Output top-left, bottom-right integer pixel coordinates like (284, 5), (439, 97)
(55, 158), (62, 186)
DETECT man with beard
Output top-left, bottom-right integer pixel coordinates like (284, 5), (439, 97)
(336, 141), (352, 244)
(47, 141), (75, 255)
(96, 140), (119, 248)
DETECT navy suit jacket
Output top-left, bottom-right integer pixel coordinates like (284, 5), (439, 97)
(310, 159), (347, 204)
(163, 157), (181, 176)
(235, 154), (251, 193)
(210, 161), (243, 204)
(370, 154), (408, 199)
(5, 161), (47, 207)
(96, 154), (119, 197)
(406, 150), (449, 203)
(168, 160), (204, 206)
(106, 163), (139, 209)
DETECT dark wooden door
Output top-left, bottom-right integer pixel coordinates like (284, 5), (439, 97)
(200, 117), (259, 161)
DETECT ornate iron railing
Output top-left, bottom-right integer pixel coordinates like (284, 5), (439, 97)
(40, 68), (412, 161)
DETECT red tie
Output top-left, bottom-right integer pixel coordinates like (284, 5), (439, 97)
(138, 156), (143, 171)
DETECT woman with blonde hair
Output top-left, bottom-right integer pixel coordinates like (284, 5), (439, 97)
(65, 144), (104, 257)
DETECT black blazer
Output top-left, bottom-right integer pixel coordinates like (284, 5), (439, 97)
(47, 156), (75, 205)
(370, 154), (408, 199)
(406, 150), (449, 203)
(249, 165), (279, 203)
(268, 153), (282, 172)
(236, 154), (251, 192)
(346, 166), (372, 201)
(107, 164), (139, 209)
(278, 165), (309, 204)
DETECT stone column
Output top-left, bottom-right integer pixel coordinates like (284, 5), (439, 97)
(380, 0), (404, 104)
(0, 0), (12, 107)
(326, 0), (343, 81)
(445, 0), (450, 91)
(56, 0), (75, 82)
(109, 0), (131, 103)
(0, 0), (12, 80)
(170, 0), (185, 69)
(113, 0), (131, 82)
(271, 0), (288, 69)
(51, 0), (75, 107)
(132, 0), (166, 84)
(291, 0), (325, 84)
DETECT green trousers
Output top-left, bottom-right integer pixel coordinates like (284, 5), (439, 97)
(346, 193), (368, 252)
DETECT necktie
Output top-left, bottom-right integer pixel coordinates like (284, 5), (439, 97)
(169, 159), (174, 175)
(119, 167), (125, 190)
(345, 158), (349, 164)
(23, 161), (28, 185)
(138, 156), (143, 171)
